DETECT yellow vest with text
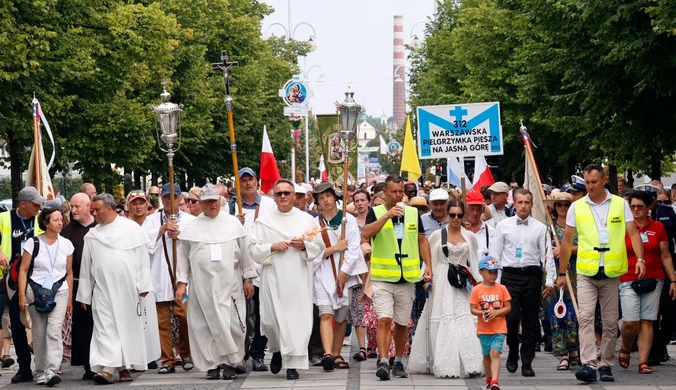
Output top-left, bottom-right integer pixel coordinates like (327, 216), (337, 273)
(370, 204), (422, 283)
(0, 211), (43, 279)
(575, 195), (627, 278)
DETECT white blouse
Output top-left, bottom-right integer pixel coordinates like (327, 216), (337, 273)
(23, 235), (74, 290)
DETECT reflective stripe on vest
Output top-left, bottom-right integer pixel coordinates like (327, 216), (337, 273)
(575, 195), (628, 278)
(370, 204), (421, 283)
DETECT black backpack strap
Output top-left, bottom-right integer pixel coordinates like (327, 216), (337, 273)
(28, 236), (39, 278)
(441, 227), (449, 258)
(485, 225), (489, 249)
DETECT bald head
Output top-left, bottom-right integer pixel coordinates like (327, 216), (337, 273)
(70, 192), (93, 224)
(80, 183), (97, 200)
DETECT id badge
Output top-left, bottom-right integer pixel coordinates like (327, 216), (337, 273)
(515, 247), (523, 259)
(210, 244), (222, 262)
(598, 228), (609, 245)
(42, 275), (55, 289)
(20, 240), (26, 254)
(394, 223), (404, 240)
(640, 232), (649, 243)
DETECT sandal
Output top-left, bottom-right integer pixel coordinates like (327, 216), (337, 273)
(334, 355), (350, 369)
(638, 362), (653, 374)
(321, 353), (334, 371)
(158, 365), (175, 374)
(353, 348), (367, 361)
(619, 347), (631, 369)
(93, 372), (114, 385)
(367, 348), (377, 358)
(119, 369), (133, 382)
(557, 356), (570, 371)
(569, 352), (581, 367)
(182, 357), (194, 371)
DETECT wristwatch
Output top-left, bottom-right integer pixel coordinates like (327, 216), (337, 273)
(637, 258), (645, 263)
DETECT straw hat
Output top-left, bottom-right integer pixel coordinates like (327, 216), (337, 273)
(409, 196), (429, 209)
(544, 192), (574, 210)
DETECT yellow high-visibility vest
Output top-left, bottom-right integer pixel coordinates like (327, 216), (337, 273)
(370, 205), (421, 283)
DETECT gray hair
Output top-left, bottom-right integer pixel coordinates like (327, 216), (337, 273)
(93, 193), (116, 210)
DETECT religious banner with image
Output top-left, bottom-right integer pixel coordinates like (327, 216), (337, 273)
(316, 114), (358, 184)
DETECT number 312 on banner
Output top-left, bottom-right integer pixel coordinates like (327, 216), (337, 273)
(416, 102), (503, 159)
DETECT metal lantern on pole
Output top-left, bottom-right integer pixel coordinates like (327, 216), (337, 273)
(334, 86), (361, 296)
(152, 82), (182, 290)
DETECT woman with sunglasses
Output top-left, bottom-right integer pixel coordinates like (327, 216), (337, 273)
(185, 187), (202, 217)
(126, 190), (149, 226)
(544, 192), (580, 370)
(408, 199), (483, 378)
(619, 191), (676, 374)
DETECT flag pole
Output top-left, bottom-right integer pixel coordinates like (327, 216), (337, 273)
(31, 97), (41, 191)
(520, 121), (579, 315)
(212, 50), (242, 215)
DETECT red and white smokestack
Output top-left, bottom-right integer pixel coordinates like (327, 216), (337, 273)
(393, 15), (406, 128)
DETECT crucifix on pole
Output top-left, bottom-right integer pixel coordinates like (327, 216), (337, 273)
(212, 50), (243, 215)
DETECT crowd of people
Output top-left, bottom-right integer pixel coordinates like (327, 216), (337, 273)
(0, 163), (674, 389)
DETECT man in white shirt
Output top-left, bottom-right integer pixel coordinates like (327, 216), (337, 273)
(420, 189), (449, 237)
(466, 191), (495, 259)
(485, 182), (513, 228)
(491, 189), (556, 377)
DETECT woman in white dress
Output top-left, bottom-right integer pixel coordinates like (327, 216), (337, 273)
(409, 199), (484, 378)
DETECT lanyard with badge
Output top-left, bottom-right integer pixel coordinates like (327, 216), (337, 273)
(393, 202), (405, 240)
(18, 212), (34, 255)
(41, 236), (59, 289)
(515, 220), (525, 261)
(590, 204), (610, 246)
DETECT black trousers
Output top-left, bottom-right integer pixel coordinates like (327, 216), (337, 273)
(8, 298), (31, 371)
(502, 268), (542, 365)
(650, 280), (676, 359)
(247, 286), (268, 360)
(70, 281), (94, 373)
(308, 305), (323, 356)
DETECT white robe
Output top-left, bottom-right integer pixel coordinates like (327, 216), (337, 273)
(250, 207), (325, 370)
(313, 213), (368, 309)
(76, 216), (157, 372)
(177, 212), (256, 370)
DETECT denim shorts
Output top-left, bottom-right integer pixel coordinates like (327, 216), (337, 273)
(478, 333), (505, 355)
(620, 280), (663, 321)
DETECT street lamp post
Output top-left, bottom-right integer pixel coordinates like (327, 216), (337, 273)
(302, 65), (325, 181)
(152, 82), (182, 289)
(334, 87), (362, 294)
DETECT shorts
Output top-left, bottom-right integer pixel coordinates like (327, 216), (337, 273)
(318, 304), (350, 323)
(620, 280), (663, 321)
(478, 334), (505, 356)
(372, 281), (415, 326)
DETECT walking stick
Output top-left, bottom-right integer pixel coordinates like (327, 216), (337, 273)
(212, 50), (243, 215)
(520, 121), (579, 316)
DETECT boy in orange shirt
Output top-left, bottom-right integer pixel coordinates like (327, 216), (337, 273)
(470, 256), (512, 390)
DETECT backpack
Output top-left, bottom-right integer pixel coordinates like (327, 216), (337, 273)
(3, 236), (39, 302)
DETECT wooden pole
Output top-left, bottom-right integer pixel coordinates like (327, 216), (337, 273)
(520, 123), (579, 316)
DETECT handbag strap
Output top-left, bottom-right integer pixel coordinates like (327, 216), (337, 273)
(441, 227), (449, 258)
(318, 217), (339, 286)
(161, 234), (177, 290)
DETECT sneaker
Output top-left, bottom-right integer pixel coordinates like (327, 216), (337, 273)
(234, 363), (247, 374)
(376, 361), (390, 380)
(252, 358), (268, 372)
(343, 336), (351, 346)
(575, 365), (597, 383)
(489, 379), (500, 390)
(206, 368), (220, 380)
(1, 355), (14, 368)
(82, 371), (95, 381)
(46, 372), (61, 387)
(11, 369), (33, 384)
(222, 365), (236, 380)
(598, 366), (614, 382)
(37, 374), (47, 385)
(391, 361), (408, 378)
(309, 353), (323, 366)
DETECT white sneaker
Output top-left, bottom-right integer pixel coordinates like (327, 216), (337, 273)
(343, 336), (351, 346)
(36, 374), (46, 385)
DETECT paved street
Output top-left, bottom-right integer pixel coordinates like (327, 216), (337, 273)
(1, 339), (676, 389)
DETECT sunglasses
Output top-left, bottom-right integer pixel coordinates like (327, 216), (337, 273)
(129, 191), (145, 198)
(449, 213), (464, 219)
(186, 198), (199, 204)
(656, 200), (670, 205)
(555, 202), (571, 208)
(630, 204), (646, 210)
(148, 193), (160, 197)
(275, 191), (292, 197)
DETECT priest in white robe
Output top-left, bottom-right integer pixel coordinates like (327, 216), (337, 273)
(250, 179), (325, 380)
(175, 183), (256, 380)
(312, 182), (368, 371)
(76, 193), (156, 385)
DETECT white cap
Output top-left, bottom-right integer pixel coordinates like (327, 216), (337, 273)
(302, 183), (313, 193)
(429, 188), (449, 202)
(294, 184), (306, 194)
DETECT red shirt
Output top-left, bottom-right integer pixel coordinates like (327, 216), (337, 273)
(622, 218), (666, 282)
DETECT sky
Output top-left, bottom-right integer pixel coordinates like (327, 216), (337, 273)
(261, 0), (437, 119)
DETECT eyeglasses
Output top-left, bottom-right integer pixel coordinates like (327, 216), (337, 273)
(630, 204), (646, 210)
(186, 198), (199, 204)
(555, 202), (571, 208)
(449, 213), (464, 219)
(275, 191), (292, 197)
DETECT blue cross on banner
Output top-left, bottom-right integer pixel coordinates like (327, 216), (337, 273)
(416, 102), (503, 159)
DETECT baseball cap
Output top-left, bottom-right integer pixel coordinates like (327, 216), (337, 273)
(429, 188), (449, 202)
(127, 190), (147, 203)
(238, 167), (257, 178)
(302, 183), (313, 193)
(200, 183), (221, 201)
(466, 191), (485, 205)
(488, 182), (509, 193)
(18, 187), (46, 205)
(294, 184), (307, 194)
(161, 183), (181, 197)
(478, 255), (501, 271)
